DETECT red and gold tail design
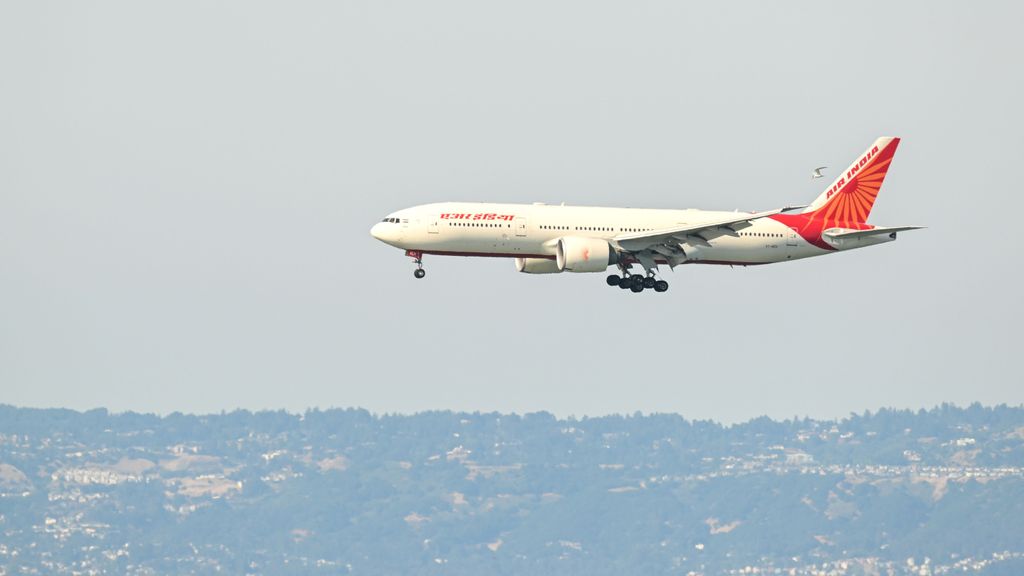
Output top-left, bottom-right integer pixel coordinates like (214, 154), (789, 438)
(803, 137), (900, 227)
(771, 137), (901, 250)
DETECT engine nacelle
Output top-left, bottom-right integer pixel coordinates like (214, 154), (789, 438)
(556, 236), (614, 273)
(515, 257), (562, 274)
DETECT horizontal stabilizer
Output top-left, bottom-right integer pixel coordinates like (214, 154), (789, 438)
(823, 226), (925, 240)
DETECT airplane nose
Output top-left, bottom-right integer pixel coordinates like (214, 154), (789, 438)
(370, 222), (385, 240)
(371, 221), (402, 246)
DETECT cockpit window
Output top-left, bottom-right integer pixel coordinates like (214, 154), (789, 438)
(381, 217), (399, 223)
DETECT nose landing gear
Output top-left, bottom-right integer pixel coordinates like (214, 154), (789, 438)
(406, 250), (426, 279)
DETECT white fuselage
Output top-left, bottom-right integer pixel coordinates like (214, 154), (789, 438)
(370, 138), (917, 283)
(370, 201), (847, 267)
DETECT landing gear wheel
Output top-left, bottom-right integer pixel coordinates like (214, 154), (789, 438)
(654, 280), (669, 292)
(630, 276), (645, 290)
(406, 250), (426, 279)
(606, 274), (621, 286)
(643, 277), (656, 289)
(618, 277), (632, 289)
(630, 282), (644, 293)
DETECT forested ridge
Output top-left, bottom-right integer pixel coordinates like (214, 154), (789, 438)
(1, 404), (1023, 574)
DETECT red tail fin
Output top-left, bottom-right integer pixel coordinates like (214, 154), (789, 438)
(803, 137), (900, 226)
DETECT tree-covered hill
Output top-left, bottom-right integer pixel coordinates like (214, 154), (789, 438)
(1, 404), (1022, 575)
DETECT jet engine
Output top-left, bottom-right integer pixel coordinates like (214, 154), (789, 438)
(556, 237), (615, 273)
(515, 257), (562, 274)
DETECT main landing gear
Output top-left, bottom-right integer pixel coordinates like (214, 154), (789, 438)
(406, 250), (426, 279)
(605, 270), (669, 294)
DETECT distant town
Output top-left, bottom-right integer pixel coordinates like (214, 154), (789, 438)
(2, 404), (1022, 575)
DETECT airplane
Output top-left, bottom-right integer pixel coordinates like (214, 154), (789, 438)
(370, 137), (922, 293)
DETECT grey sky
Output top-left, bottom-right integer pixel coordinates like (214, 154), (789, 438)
(1, 1), (1021, 423)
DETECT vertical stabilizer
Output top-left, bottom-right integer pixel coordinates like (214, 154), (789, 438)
(803, 137), (900, 226)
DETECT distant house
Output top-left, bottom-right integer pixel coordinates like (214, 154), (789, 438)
(785, 451), (814, 465)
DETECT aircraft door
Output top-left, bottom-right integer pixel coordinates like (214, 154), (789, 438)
(428, 216), (440, 234)
(786, 228), (799, 247)
(514, 217), (527, 237)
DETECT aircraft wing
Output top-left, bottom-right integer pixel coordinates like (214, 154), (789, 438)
(612, 205), (806, 252)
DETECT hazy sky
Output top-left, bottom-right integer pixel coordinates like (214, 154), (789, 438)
(2, 1), (1022, 423)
